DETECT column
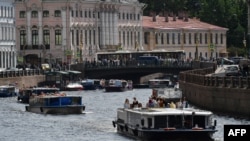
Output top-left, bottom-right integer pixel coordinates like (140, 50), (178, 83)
(38, 9), (42, 45)
(101, 12), (105, 46)
(27, 10), (31, 45)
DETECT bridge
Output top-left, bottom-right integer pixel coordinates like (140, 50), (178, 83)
(71, 60), (193, 84)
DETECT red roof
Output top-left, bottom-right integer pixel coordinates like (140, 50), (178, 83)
(143, 16), (228, 31)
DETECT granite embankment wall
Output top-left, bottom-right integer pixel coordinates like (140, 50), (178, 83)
(179, 67), (250, 118)
(0, 70), (45, 88)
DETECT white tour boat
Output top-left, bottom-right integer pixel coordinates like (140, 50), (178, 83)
(112, 107), (217, 141)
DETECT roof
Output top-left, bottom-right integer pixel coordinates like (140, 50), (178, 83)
(143, 16), (228, 31)
(123, 107), (213, 116)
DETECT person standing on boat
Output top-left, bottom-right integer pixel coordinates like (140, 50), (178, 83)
(132, 97), (139, 108)
(124, 98), (130, 109)
(182, 97), (188, 108)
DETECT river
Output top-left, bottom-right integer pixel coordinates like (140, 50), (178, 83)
(0, 88), (249, 141)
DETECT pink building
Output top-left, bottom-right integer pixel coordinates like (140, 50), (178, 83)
(14, 0), (228, 67)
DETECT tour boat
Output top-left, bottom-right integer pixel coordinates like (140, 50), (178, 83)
(17, 87), (60, 103)
(104, 79), (132, 92)
(25, 94), (85, 115)
(65, 82), (83, 91)
(148, 78), (174, 88)
(80, 79), (103, 90)
(112, 107), (217, 141)
(0, 85), (19, 97)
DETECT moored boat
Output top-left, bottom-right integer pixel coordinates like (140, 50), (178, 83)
(0, 85), (19, 97)
(148, 78), (174, 88)
(80, 79), (103, 90)
(112, 107), (217, 141)
(65, 82), (83, 91)
(104, 79), (132, 92)
(25, 94), (85, 115)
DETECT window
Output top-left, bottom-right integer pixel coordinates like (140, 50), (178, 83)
(43, 30), (50, 45)
(32, 30), (39, 48)
(178, 33), (180, 44)
(205, 33), (207, 44)
(54, 10), (61, 17)
(215, 33), (218, 44)
(161, 34), (164, 44)
(19, 11), (26, 18)
(71, 10), (74, 17)
(167, 33), (169, 44)
(220, 33), (223, 44)
(85, 11), (87, 18)
(183, 33), (186, 44)
(80, 11), (83, 17)
(172, 33), (175, 44)
(55, 30), (62, 45)
(20, 30), (26, 50)
(31, 11), (38, 18)
(43, 10), (49, 17)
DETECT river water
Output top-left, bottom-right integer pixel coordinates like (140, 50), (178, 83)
(0, 88), (250, 141)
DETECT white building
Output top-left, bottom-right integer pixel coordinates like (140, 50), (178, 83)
(0, 0), (16, 70)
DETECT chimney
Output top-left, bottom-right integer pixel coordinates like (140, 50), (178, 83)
(164, 11), (168, 22)
(152, 12), (156, 22)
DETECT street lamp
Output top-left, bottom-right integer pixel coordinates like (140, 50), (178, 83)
(243, 33), (247, 58)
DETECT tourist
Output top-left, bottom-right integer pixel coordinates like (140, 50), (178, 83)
(169, 101), (176, 108)
(124, 98), (130, 109)
(176, 99), (182, 108)
(182, 97), (188, 108)
(146, 97), (155, 108)
(132, 97), (139, 108)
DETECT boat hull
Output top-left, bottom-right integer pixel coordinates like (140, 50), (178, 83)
(114, 122), (216, 141)
(25, 105), (85, 115)
(105, 87), (126, 92)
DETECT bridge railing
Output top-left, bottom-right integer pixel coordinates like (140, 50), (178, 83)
(0, 69), (43, 78)
(180, 67), (250, 89)
(84, 60), (193, 69)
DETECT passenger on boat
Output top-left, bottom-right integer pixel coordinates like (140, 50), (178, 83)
(176, 99), (182, 108)
(169, 101), (176, 108)
(124, 98), (130, 109)
(157, 97), (165, 108)
(146, 97), (155, 108)
(182, 97), (188, 108)
(132, 97), (139, 108)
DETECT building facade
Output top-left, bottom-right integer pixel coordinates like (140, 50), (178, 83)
(142, 12), (228, 60)
(14, 0), (227, 67)
(14, 0), (145, 66)
(0, 0), (16, 70)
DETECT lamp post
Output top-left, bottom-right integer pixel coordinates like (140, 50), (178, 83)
(243, 32), (247, 58)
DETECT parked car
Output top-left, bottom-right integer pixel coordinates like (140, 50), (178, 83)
(229, 56), (244, 64)
(216, 57), (234, 65)
(206, 65), (241, 77)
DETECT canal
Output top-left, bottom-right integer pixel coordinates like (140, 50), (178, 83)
(0, 88), (249, 141)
